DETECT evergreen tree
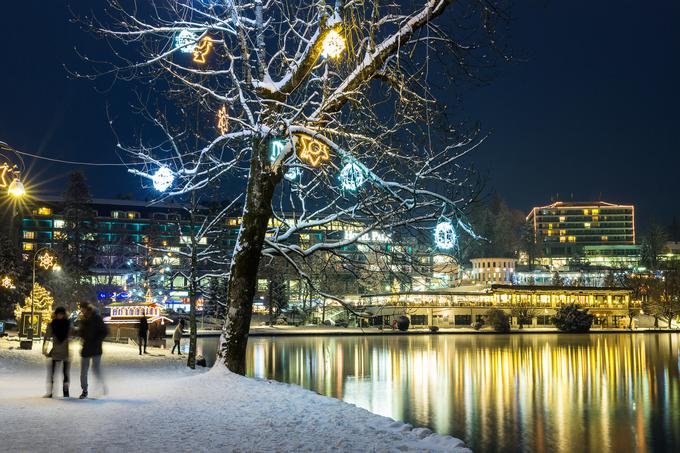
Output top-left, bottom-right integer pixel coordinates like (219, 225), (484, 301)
(60, 172), (97, 275)
(0, 233), (29, 319)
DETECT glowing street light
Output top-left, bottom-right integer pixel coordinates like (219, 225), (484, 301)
(321, 29), (346, 59)
(7, 178), (25, 198)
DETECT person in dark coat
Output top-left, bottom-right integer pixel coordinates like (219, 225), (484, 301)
(78, 303), (108, 399)
(138, 316), (149, 355)
(42, 307), (71, 398)
(171, 319), (184, 355)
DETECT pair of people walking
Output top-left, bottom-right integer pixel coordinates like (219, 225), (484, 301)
(42, 302), (108, 399)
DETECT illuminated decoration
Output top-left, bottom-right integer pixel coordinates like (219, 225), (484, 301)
(297, 134), (330, 167)
(269, 138), (289, 163)
(152, 166), (175, 192)
(0, 163), (9, 188)
(339, 162), (365, 191)
(174, 30), (200, 54)
(1, 276), (14, 289)
(434, 218), (457, 250)
(217, 105), (229, 135)
(284, 167), (302, 182)
(14, 283), (54, 335)
(37, 251), (56, 270)
(8, 178), (25, 197)
(321, 30), (346, 59)
(192, 36), (213, 63)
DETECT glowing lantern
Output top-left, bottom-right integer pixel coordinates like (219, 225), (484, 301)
(339, 162), (365, 191)
(297, 134), (330, 167)
(152, 166), (175, 192)
(217, 105), (229, 135)
(434, 219), (457, 250)
(321, 30), (346, 59)
(174, 30), (200, 54)
(192, 36), (213, 63)
(8, 179), (25, 198)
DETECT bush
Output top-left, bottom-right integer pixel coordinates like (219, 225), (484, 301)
(552, 304), (594, 333)
(396, 315), (410, 332)
(485, 309), (510, 332)
(429, 325), (439, 333)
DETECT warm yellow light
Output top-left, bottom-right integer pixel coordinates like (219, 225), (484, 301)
(321, 30), (346, 59)
(217, 105), (229, 135)
(297, 134), (331, 167)
(37, 252), (56, 270)
(1, 276), (13, 289)
(0, 163), (9, 188)
(8, 178), (25, 197)
(192, 36), (213, 63)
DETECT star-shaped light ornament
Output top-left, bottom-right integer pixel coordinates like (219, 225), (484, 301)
(217, 105), (229, 135)
(296, 134), (330, 167)
(37, 252), (56, 270)
(1, 276), (14, 289)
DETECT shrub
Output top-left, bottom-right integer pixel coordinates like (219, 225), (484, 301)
(485, 309), (510, 332)
(396, 315), (410, 332)
(552, 304), (594, 333)
(429, 325), (439, 333)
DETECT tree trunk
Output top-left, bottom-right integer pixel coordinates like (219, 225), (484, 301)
(187, 190), (198, 369)
(219, 139), (280, 374)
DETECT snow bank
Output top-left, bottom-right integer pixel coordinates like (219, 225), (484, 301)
(0, 340), (470, 452)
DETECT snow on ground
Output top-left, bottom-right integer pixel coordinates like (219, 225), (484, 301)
(0, 339), (470, 453)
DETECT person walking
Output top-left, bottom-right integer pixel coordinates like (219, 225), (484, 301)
(138, 316), (149, 355)
(78, 303), (108, 399)
(171, 319), (184, 355)
(42, 307), (71, 398)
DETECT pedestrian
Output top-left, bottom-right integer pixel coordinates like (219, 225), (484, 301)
(42, 307), (71, 398)
(78, 303), (108, 399)
(171, 319), (184, 355)
(138, 316), (148, 355)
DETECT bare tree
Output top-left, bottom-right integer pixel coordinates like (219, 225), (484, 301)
(87, 0), (506, 373)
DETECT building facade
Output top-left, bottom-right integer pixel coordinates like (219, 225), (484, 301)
(470, 258), (515, 285)
(526, 201), (637, 268)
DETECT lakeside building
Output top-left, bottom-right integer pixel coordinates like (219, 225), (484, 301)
(347, 284), (634, 329)
(526, 201), (638, 268)
(469, 258), (515, 285)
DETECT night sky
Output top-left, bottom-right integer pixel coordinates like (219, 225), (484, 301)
(0, 1), (678, 227)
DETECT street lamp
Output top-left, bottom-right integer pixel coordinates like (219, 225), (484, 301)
(27, 248), (57, 343)
(7, 178), (25, 198)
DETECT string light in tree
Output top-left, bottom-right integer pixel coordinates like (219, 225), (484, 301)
(434, 218), (457, 250)
(296, 134), (330, 167)
(192, 36), (213, 63)
(339, 162), (366, 191)
(152, 166), (175, 192)
(321, 30), (346, 59)
(0, 163), (9, 188)
(217, 105), (229, 135)
(174, 30), (200, 54)
(14, 283), (54, 335)
(37, 251), (56, 270)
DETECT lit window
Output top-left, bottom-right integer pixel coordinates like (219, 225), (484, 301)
(54, 219), (65, 229)
(592, 209), (599, 215)
(568, 236), (576, 242)
(23, 231), (35, 239)
(601, 236), (608, 241)
(127, 212), (140, 219)
(559, 216), (566, 222)
(559, 237), (566, 243)
(23, 242), (34, 251)
(37, 207), (52, 216)
(584, 222), (591, 229)
(583, 209), (590, 215)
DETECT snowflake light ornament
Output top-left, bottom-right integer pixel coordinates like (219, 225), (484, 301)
(174, 30), (200, 54)
(297, 134), (330, 167)
(339, 162), (365, 191)
(1, 276), (13, 289)
(321, 30), (346, 59)
(152, 166), (175, 192)
(37, 252), (56, 270)
(434, 218), (457, 250)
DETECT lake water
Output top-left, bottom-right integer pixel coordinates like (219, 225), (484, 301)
(192, 333), (680, 452)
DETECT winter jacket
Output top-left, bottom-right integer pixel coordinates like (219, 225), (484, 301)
(172, 323), (184, 341)
(78, 312), (108, 357)
(43, 319), (71, 361)
(138, 317), (149, 335)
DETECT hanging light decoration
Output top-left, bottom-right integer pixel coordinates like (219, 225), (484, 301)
(37, 252), (56, 270)
(217, 105), (229, 135)
(0, 163), (9, 188)
(434, 218), (457, 250)
(321, 30), (346, 59)
(1, 275), (14, 289)
(269, 138), (288, 163)
(339, 162), (365, 191)
(174, 30), (200, 54)
(296, 134), (330, 167)
(8, 178), (25, 198)
(152, 166), (175, 192)
(192, 36), (214, 63)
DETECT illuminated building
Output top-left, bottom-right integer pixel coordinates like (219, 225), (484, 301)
(353, 284), (634, 329)
(526, 201), (638, 268)
(470, 258), (515, 284)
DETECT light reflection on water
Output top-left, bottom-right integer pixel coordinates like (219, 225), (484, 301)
(197, 334), (680, 452)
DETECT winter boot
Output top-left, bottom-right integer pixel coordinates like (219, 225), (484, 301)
(79, 391), (88, 399)
(63, 387), (70, 398)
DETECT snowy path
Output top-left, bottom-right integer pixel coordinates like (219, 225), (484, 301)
(0, 340), (470, 453)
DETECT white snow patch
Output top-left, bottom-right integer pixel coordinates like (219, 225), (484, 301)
(0, 339), (470, 452)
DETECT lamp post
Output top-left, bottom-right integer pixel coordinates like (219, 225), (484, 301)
(27, 248), (57, 342)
